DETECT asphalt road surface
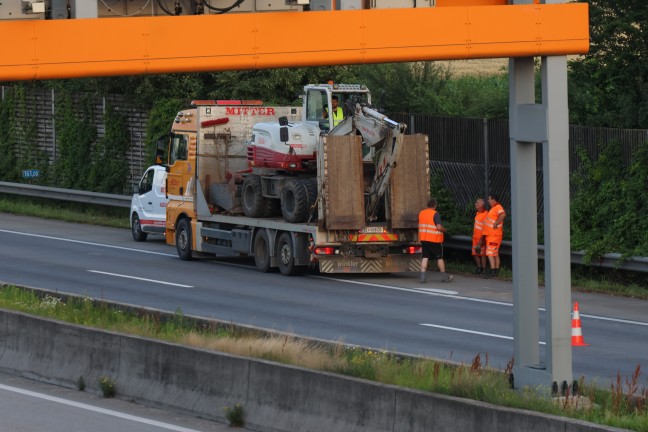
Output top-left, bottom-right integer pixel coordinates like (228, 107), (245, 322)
(0, 372), (241, 432)
(1, 214), (647, 389)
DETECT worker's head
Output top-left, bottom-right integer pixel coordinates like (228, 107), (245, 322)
(488, 194), (500, 206)
(427, 198), (437, 209)
(331, 95), (339, 109)
(475, 198), (485, 211)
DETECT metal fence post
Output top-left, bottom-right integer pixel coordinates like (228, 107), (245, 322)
(483, 118), (489, 200)
(51, 89), (56, 163)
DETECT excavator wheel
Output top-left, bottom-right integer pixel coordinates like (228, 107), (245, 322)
(242, 174), (272, 218)
(304, 178), (318, 220)
(281, 178), (310, 223)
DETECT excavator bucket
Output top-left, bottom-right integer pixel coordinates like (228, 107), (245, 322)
(320, 135), (365, 230)
(390, 135), (430, 229)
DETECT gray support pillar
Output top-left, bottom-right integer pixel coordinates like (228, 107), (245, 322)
(70, 0), (98, 18)
(542, 55), (573, 387)
(509, 57), (542, 386)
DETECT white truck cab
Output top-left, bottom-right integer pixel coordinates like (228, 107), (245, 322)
(130, 165), (168, 241)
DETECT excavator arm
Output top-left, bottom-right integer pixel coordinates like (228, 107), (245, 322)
(329, 103), (407, 222)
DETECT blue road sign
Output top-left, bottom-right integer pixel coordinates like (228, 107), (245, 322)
(22, 169), (40, 179)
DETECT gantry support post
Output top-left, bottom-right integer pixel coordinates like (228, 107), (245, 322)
(509, 0), (572, 391)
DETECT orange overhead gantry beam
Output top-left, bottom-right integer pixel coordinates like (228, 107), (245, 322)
(0, 3), (588, 81)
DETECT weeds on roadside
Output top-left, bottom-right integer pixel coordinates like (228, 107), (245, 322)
(99, 376), (116, 398)
(224, 403), (245, 427)
(1, 285), (647, 431)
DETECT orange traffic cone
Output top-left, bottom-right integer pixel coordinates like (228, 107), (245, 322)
(571, 302), (589, 347)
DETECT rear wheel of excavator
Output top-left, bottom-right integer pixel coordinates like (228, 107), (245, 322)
(242, 174), (273, 218)
(304, 178), (318, 221)
(281, 178), (310, 223)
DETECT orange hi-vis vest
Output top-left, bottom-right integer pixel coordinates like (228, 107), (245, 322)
(473, 210), (488, 239)
(419, 208), (443, 243)
(483, 204), (505, 236)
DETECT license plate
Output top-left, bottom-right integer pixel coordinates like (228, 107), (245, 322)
(359, 227), (385, 234)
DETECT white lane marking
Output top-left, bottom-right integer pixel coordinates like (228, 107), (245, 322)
(579, 314), (648, 327)
(416, 288), (459, 295)
(315, 276), (648, 328)
(88, 270), (193, 288)
(420, 323), (547, 345)
(0, 229), (176, 257)
(0, 383), (204, 432)
(311, 275), (512, 306)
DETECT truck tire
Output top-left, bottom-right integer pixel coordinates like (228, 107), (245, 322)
(242, 174), (273, 218)
(175, 218), (194, 261)
(131, 213), (148, 242)
(277, 232), (300, 276)
(281, 178), (310, 223)
(254, 229), (271, 272)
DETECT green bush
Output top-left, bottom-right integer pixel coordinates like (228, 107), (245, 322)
(99, 376), (116, 398)
(224, 403), (245, 427)
(571, 140), (648, 261)
(52, 91), (96, 189)
(88, 106), (130, 194)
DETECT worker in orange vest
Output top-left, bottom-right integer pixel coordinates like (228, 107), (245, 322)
(481, 194), (506, 278)
(418, 198), (453, 283)
(472, 198), (488, 275)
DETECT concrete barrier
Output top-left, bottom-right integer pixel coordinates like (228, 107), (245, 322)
(0, 309), (627, 432)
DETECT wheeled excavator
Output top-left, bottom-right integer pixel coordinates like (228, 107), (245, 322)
(244, 83), (406, 224)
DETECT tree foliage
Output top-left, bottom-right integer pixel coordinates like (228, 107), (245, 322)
(52, 91), (96, 189)
(569, 0), (648, 128)
(88, 106), (130, 194)
(0, 89), (20, 182)
(571, 140), (648, 261)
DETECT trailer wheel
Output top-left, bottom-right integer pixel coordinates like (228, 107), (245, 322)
(281, 178), (309, 223)
(242, 175), (272, 218)
(131, 213), (148, 242)
(277, 232), (299, 276)
(176, 218), (194, 261)
(254, 230), (271, 272)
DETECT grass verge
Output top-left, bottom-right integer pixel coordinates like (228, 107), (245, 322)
(0, 194), (128, 229)
(0, 285), (646, 431)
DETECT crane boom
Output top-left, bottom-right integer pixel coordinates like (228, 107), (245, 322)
(330, 103), (407, 221)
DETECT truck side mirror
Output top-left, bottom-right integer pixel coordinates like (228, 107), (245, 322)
(280, 126), (289, 143)
(278, 116), (288, 126)
(155, 135), (167, 164)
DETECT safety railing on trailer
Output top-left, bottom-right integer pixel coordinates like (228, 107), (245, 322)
(1, 181), (647, 272)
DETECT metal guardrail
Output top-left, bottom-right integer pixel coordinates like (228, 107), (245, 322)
(0, 181), (131, 209)
(446, 235), (648, 273)
(2, 181), (647, 273)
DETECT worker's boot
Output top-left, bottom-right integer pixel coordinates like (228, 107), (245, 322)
(441, 272), (454, 283)
(419, 272), (427, 283)
(473, 266), (483, 275)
